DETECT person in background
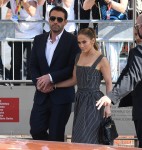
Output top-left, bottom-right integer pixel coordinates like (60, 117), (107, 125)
(30, 6), (80, 141)
(83, 0), (128, 82)
(0, 0), (43, 81)
(0, 7), (12, 81)
(38, 0), (76, 34)
(0, 57), (4, 80)
(5, 6), (12, 19)
(96, 14), (142, 148)
(136, 0), (142, 16)
(55, 28), (112, 144)
(74, 0), (100, 30)
(0, 56), (10, 80)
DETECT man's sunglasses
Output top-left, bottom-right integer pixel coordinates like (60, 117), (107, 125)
(49, 16), (64, 23)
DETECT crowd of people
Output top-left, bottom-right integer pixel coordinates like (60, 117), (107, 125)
(0, 0), (136, 81)
(0, 0), (142, 148)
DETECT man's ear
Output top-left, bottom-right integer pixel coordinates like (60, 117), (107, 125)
(64, 20), (68, 25)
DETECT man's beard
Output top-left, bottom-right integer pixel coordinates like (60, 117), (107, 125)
(50, 24), (63, 33)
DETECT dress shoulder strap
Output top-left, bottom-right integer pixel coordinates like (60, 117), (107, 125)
(92, 54), (104, 69)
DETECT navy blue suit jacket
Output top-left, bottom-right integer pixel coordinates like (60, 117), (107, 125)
(30, 30), (80, 105)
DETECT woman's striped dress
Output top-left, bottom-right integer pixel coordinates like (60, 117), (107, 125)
(72, 54), (104, 144)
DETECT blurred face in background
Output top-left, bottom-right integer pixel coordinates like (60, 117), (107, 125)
(134, 15), (142, 44)
(134, 28), (142, 44)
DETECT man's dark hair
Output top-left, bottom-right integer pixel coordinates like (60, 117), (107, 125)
(49, 6), (68, 20)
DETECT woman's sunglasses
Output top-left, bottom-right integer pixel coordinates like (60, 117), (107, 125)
(49, 16), (64, 23)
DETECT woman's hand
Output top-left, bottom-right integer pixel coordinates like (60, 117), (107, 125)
(96, 96), (111, 110)
(103, 105), (111, 118)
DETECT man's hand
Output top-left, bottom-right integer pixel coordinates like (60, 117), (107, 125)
(36, 74), (51, 91)
(38, 83), (54, 93)
(96, 96), (111, 110)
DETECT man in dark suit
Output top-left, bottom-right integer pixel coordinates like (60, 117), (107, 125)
(96, 14), (142, 148)
(30, 6), (80, 141)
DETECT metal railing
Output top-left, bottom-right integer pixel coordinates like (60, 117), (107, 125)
(0, 19), (134, 84)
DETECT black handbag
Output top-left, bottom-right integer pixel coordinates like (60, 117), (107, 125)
(99, 117), (118, 145)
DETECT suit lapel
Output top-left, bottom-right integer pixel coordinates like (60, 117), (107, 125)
(41, 32), (50, 69)
(50, 30), (67, 66)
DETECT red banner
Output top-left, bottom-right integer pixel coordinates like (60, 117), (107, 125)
(0, 98), (19, 122)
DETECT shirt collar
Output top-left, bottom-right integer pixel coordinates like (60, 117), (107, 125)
(48, 30), (64, 42)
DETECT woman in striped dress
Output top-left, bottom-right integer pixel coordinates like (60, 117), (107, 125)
(56, 28), (112, 144)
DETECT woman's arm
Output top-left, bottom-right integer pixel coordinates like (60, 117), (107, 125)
(38, 0), (45, 5)
(83, 0), (128, 13)
(100, 57), (112, 117)
(38, 0), (73, 7)
(105, 0), (128, 13)
(83, 0), (96, 10)
(21, 0), (37, 16)
(63, 0), (73, 8)
(0, 0), (8, 7)
(100, 57), (112, 94)
(56, 66), (77, 88)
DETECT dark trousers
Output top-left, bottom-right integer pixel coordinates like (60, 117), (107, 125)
(8, 42), (31, 80)
(30, 98), (72, 141)
(134, 120), (142, 148)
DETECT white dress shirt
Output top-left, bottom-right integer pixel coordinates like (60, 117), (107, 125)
(45, 30), (64, 82)
(45, 30), (64, 66)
